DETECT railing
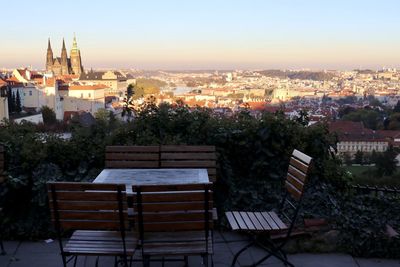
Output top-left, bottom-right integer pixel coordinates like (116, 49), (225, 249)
(352, 184), (400, 195)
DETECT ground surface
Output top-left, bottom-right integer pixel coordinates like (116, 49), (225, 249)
(1, 231), (399, 267)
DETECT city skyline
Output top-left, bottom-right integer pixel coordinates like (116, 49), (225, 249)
(2, 0), (400, 70)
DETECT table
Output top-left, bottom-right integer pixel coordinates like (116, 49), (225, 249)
(93, 168), (210, 193)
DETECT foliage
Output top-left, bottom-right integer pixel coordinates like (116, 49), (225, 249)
(342, 108), (383, 130)
(375, 145), (398, 176)
(337, 193), (400, 257)
(353, 151), (364, 165)
(15, 90), (22, 113)
(0, 104), (399, 257)
(135, 78), (166, 96)
(122, 84), (135, 119)
(257, 70), (336, 81)
(41, 106), (57, 125)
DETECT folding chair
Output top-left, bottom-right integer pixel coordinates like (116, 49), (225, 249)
(225, 149), (312, 267)
(133, 183), (214, 267)
(48, 182), (137, 267)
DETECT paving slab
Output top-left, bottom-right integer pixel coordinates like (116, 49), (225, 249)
(355, 258), (400, 267)
(0, 241), (20, 267)
(288, 253), (358, 267)
(2, 236), (400, 267)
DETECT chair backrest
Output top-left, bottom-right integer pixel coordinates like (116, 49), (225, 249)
(0, 145), (5, 183)
(133, 183), (213, 236)
(105, 146), (160, 169)
(47, 182), (127, 231)
(285, 149), (312, 201)
(279, 149), (312, 234)
(160, 145), (217, 182)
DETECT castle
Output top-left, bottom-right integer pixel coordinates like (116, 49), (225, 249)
(46, 35), (84, 76)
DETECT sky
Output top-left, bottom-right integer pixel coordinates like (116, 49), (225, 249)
(1, 0), (400, 70)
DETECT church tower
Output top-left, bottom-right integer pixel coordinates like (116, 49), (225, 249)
(46, 38), (54, 72)
(70, 34), (84, 75)
(61, 38), (69, 75)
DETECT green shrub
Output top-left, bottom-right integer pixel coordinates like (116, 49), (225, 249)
(0, 103), (399, 257)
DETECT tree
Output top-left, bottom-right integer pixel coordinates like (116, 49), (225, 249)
(353, 150), (364, 165)
(15, 90), (22, 113)
(11, 92), (16, 113)
(375, 145), (398, 176)
(295, 110), (309, 126)
(7, 87), (13, 113)
(342, 108), (383, 130)
(343, 153), (352, 166)
(41, 106), (57, 125)
(393, 100), (400, 113)
(122, 84), (135, 120)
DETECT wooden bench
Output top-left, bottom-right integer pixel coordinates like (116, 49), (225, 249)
(133, 183), (214, 267)
(160, 145), (217, 183)
(47, 182), (137, 267)
(105, 146), (160, 169)
(105, 145), (218, 183)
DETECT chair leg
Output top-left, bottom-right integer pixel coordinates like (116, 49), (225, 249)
(143, 256), (150, 267)
(61, 253), (67, 267)
(202, 254), (209, 267)
(95, 256), (100, 267)
(231, 241), (255, 267)
(184, 256), (188, 267)
(73, 255), (78, 267)
(252, 241), (294, 267)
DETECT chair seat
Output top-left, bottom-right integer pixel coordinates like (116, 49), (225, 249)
(142, 231), (213, 256)
(225, 211), (288, 232)
(64, 230), (137, 256)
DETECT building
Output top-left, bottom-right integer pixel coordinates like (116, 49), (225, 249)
(329, 121), (389, 157)
(64, 84), (106, 114)
(0, 79), (9, 121)
(46, 35), (84, 76)
(79, 70), (127, 96)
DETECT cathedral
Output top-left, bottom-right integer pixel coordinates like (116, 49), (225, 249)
(46, 35), (84, 76)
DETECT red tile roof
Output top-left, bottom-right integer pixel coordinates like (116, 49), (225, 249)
(68, 84), (107, 90)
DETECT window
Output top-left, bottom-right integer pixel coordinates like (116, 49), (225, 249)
(81, 93), (83, 98)
(29, 91), (32, 96)
(88, 93), (91, 98)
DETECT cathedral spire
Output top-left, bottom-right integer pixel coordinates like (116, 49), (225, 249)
(46, 38), (54, 72)
(47, 38), (52, 50)
(72, 33), (78, 50)
(62, 38), (66, 52)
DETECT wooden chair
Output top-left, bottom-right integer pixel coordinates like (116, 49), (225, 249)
(160, 145), (217, 182)
(47, 182), (137, 267)
(133, 183), (214, 267)
(105, 146), (160, 169)
(0, 145), (5, 255)
(225, 149), (312, 267)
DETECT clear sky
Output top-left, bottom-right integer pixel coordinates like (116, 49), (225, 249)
(1, 0), (400, 70)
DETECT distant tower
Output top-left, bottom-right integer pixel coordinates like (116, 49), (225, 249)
(46, 38), (54, 72)
(61, 38), (69, 75)
(70, 34), (84, 75)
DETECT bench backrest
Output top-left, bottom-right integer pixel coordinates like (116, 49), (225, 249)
(285, 149), (312, 201)
(133, 183), (213, 234)
(47, 182), (127, 231)
(160, 145), (217, 182)
(105, 146), (160, 169)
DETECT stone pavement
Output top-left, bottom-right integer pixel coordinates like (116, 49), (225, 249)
(1, 231), (399, 267)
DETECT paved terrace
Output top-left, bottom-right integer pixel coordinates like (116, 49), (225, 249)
(1, 231), (399, 267)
